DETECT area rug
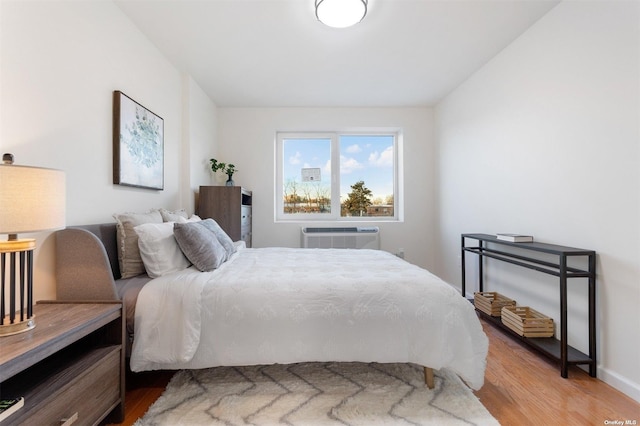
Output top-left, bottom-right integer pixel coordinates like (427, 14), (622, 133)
(134, 362), (499, 425)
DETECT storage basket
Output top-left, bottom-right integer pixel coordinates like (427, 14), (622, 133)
(501, 306), (554, 337)
(473, 292), (516, 317)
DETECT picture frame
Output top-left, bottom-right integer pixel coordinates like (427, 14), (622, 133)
(113, 90), (164, 190)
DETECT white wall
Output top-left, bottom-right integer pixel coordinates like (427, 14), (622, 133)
(183, 75), (220, 210)
(216, 107), (436, 269)
(0, 1), (218, 301)
(435, 1), (640, 401)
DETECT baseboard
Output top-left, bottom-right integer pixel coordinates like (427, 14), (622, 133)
(598, 366), (640, 403)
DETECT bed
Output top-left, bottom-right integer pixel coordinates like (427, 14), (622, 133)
(55, 219), (488, 390)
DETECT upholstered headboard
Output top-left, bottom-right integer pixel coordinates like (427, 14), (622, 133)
(55, 223), (121, 300)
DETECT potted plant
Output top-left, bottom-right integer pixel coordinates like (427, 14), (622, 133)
(210, 158), (237, 186)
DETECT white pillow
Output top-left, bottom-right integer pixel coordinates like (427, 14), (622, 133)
(134, 222), (190, 278)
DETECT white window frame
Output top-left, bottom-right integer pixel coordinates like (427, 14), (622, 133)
(275, 130), (402, 222)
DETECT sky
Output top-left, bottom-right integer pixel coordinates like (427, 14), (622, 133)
(283, 135), (395, 202)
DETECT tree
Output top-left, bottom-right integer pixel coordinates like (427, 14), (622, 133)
(301, 184), (313, 211)
(284, 179), (300, 213)
(342, 180), (373, 216)
(313, 182), (331, 213)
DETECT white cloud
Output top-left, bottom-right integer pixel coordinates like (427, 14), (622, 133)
(340, 155), (363, 174)
(323, 159), (331, 175)
(289, 151), (302, 165)
(346, 144), (361, 154)
(368, 146), (393, 167)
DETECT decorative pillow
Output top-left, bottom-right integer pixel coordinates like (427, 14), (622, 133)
(113, 210), (163, 278)
(187, 214), (202, 222)
(159, 208), (189, 223)
(173, 222), (227, 271)
(134, 222), (190, 278)
(197, 219), (236, 258)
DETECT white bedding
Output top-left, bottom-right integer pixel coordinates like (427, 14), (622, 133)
(130, 247), (488, 389)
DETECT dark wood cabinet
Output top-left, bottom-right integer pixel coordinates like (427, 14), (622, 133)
(461, 233), (596, 379)
(198, 186), (252, 247)
(0, 302), (124, 425)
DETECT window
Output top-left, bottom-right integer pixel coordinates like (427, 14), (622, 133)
(276, 131), (400, 221)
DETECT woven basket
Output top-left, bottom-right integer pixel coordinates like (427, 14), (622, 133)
(473, 292), (516, 317)
(501, 306), (554, 337)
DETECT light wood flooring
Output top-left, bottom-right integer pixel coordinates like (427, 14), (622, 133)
(110, 318), (640, 425)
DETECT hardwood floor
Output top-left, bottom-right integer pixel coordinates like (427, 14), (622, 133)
(115, 369), (175, 424)
(110, 318), (640, 425)
(475, 320), (639, 425)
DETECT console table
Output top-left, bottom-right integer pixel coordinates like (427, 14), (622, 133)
(461, 233), (596, 378)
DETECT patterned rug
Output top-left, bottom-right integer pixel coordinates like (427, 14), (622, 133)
(134, 362), (499, 425)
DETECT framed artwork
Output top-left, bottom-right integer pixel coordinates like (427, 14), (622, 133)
(113, 90), (164, 190)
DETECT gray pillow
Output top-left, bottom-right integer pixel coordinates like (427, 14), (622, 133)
(197, 219), (236, 258)
(173, 222), (227, 271)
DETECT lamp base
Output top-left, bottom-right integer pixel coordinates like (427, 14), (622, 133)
(1, 238), (37, 337)
(0, 315), (35, 337)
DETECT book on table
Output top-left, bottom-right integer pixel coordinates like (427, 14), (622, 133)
(496, 233), (533, 242)
(0, 397), (24, 422)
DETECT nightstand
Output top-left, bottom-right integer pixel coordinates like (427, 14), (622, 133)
(0, 302), (124, 425)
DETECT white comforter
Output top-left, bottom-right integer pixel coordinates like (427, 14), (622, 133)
(130, 247), (488, 389)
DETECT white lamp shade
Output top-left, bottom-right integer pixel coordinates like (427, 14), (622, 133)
(316, 0), (367, 28)
(0, 164), (66, 235)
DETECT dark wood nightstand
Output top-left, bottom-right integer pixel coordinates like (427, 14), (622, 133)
(0, 302), (124, 425)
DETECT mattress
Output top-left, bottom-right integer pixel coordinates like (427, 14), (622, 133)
(130, 247), (488, 389)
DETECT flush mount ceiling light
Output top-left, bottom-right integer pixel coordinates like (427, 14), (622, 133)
(315, 0), (368, 29)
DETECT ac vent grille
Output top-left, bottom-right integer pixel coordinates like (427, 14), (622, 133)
(301, 227), (380, 249)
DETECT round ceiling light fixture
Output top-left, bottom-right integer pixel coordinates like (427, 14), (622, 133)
(315, 0), (368, 29)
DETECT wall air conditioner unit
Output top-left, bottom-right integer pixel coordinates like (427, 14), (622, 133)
(301, 227), (380, 249)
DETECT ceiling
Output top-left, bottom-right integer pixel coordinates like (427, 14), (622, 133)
(115, 0), (560, 108)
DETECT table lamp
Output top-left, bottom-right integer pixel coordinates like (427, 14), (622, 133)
(0, 153), (66, 336)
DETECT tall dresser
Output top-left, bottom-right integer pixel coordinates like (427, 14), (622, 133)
(198, 186), (252, 247)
